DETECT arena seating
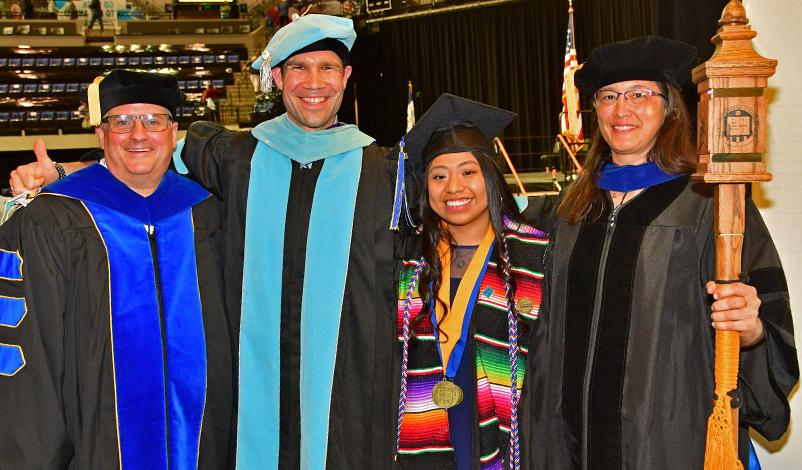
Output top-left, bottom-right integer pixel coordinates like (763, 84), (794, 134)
(0, 44), (248, 134)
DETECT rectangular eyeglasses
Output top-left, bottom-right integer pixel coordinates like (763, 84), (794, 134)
(102, 113), (173, 133)
(593, 89), (666, 108)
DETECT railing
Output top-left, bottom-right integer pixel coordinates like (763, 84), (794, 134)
(494, 137), (527, 195)
(358, 0), (518, 23)
(498, 135), (561, 172)
(556, 133), (586, 173)
(494, 136), (564, 196)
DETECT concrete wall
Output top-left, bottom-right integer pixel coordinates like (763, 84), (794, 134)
(741, 0), (802, 467)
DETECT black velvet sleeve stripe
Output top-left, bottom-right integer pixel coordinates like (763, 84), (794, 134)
(748, 266), (793, 334)
(749, 266), (788, 296)
(0, 278), (23, 298)
(758, 298), (794, 338)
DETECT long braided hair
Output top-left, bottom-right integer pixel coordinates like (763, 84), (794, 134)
(412, 149), (529, 339)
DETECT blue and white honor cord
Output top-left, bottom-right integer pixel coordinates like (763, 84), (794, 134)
(501, 243), (521, 470)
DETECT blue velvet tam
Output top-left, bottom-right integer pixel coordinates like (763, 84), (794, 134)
(251, 14), (356, 75)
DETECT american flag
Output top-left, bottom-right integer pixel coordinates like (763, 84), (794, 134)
(560, 3), (583, 141)
(406, 81), (416, 132)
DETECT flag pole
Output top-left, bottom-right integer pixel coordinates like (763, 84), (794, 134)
(564, 0), (581, 141)
(557, 0), (584, 175)
(406, 80), (416, 132)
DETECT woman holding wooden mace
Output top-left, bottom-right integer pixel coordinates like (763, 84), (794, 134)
(391, 94), (548, 469)
(524, 36), (797, 469)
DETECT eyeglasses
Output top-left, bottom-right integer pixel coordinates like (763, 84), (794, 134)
(593, 89), (666, 108)
(102, 113), (173, 133)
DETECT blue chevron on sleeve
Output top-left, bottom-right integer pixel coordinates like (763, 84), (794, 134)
(0, 343), (25, 376)
(0, 296), (26, 328)
(0, 249), (22, 280)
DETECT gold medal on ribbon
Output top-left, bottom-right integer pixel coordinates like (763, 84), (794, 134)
(516, 297), (534, 315)
(432, 379), (464, 409)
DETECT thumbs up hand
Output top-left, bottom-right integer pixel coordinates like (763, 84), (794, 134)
(9, 139), (58, 196)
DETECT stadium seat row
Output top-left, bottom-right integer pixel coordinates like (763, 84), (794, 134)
(0, 111), (82, 123)
(0, 54), (241, 68)
(0, 79), (226, 96)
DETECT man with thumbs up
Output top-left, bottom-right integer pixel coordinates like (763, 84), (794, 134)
(0, 69), (233, 469)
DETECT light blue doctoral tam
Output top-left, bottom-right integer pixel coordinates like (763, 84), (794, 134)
(251, 14), (356, 71)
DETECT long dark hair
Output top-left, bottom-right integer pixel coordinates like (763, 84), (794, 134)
(557, 82), (697, 224)
(412, 149), (529, 338)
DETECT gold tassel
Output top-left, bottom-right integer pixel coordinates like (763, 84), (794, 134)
(87, 75), (105, 126)
(564, 62), (583, 141)
(703, 330), (744, 470)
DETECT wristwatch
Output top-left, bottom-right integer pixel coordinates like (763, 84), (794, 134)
(53, 161), (66, 180)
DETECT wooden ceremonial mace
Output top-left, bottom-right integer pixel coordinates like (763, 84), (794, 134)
(693, 1), (776, 468)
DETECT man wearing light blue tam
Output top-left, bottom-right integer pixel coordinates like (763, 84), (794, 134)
(10, 14), (399, 469)
(174, 13), (398, 470)
(251, 13), (355, 92)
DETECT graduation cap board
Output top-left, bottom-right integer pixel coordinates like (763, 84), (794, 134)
(574, 35), (698, 97)
(252, 14), (356, 92)
(80, 69), (184, 126)
(389, 93), (516, 229)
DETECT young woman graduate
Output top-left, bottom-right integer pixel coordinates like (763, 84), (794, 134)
(392, 94), (549, 470)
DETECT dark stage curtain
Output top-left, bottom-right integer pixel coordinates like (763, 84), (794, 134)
(344, 0), (658, 154)
(343, 0), (727, 160)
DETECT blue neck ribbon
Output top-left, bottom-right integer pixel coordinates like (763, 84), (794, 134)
(430, 246), (494, 379)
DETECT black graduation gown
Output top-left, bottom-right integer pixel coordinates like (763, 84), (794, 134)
(0, 173), (233, 469)
(521, 176), (798, 469)
(180, 121), (399, 469)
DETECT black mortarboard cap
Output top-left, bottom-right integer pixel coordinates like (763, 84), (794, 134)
(389, 94), (515, 230)
(404, 93), (516, 173)
(575, 36), (698, 97)
(80, 69), (184, 125)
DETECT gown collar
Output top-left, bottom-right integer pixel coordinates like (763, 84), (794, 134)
(45, 163), (209, 224)
(597, 161), (685, 192)
(250, 113), (374, 165)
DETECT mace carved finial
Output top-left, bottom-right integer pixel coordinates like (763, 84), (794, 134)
(719, 0), (748, 27)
